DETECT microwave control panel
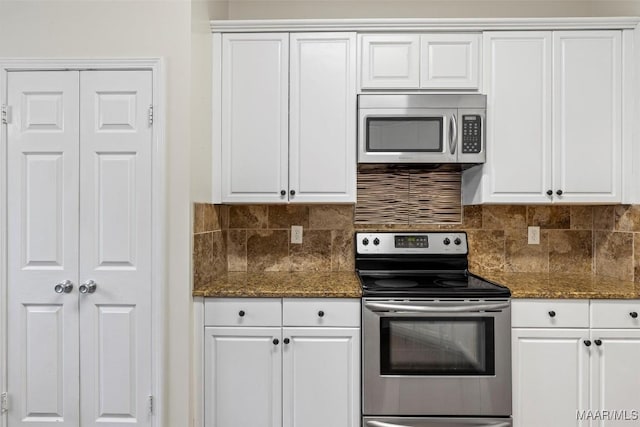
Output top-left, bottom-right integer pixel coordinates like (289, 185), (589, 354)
(461, 115), (482, 154)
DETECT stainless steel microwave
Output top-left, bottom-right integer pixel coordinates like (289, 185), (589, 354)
(358, 94), (487, 164)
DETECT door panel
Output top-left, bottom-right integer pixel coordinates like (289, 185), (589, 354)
(205, 327), (282, 427)
(7, 70), (80, 427)
(78, 70), (153, 427)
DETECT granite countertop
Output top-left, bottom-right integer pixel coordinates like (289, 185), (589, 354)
(474, 270), (640, 299)
(193, 271), (362, 298)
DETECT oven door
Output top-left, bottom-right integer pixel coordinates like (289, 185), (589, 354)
(358, 108), (458, 163)
(362, 298), (512, 417)
(363, 417), (512, 427)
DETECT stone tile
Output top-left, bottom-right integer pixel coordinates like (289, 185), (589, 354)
(593, 206), (615, 230)
(227, 230), (247, 272)
(527, 206), (570, 229)
(194, 203), (205, 233)
(268, 205), (309, 229)
(220, 205), (230, 230)
(595, 231), (634, 281)
(635, 234), (640, 283)
(229, 205), (268, 229)
(290, 230), (332, 272)
(505, 229), (549, 273)
(331, 230), (355, 271)
(614, 205), (640, 232)
(247, 229), (290, 272)
(203, 204), (222, 231)
(467, 230), (505, 272)
(310, 205), (354, 229)
(482, 206), (527, 229)
(212, 230), (227, 276)
(193, 232), (213, 288)
(548, 230), (593, 274)
(571, 206), (593, 230)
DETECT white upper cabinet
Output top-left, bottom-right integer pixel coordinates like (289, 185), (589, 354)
(420, 34), (480, 89)
(219, 32), (356, 203)
(553, 31), (622, 203)
(360, 34), (420, 89)
(359, 33), (480, 90)
(289, 33), (357, 203)
(463, 30), (623, 204)
(221, 33), (289, 203)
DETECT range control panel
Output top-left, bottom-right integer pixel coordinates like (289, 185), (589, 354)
(461, 115), (482, 154)
(356, 232), (468, 255)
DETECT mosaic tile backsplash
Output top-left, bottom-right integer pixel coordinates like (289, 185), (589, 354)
(193, 203), (640, 289)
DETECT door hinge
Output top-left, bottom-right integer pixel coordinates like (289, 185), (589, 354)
(1, 105), (9, 125)
(148, 105), (154, 126)
(1, 392), (8, 413)
(148, 395), (153, 415)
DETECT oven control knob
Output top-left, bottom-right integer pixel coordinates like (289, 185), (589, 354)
(443, 238), (451, 245)
(373, 238), (380, 246)
(362, 238), (369, 246)
(454, 238), (462, 245)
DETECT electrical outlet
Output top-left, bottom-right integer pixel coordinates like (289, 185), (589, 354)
(528, 226), (540, 245)
(291, 225), (303, 244)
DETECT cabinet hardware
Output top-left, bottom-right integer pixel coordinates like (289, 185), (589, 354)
(1, 105), (9, 125)
(556, 189), (563, 196)
(148, 395), (153, 415)
(273, 338), (279, 345)
(1, 392), (8, 413)
(290, 189), (296, 196)
(148, 105), (154, 126)
(630, 312), (638, 319)
(584, 340), (592, 347)
(283, 338), (290, 344)
(318, 310), (325, 317)
(546, 190), (553, 196)
(548, 310), (556, 317)
(238, 310), (245, 317)
(54, 280), (73, 294)
(280, 190), (286, 196)
(594, 339), (602, 346)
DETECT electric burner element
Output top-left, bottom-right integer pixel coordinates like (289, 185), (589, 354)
(374, 279), (419, 288)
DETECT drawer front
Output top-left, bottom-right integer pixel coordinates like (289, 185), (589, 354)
(512, 299), (589, 328)
(283, 298), (360, 327)
(205, 298), (282, 326)
(591, 300), (640, 328)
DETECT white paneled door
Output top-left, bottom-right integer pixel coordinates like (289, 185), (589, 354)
(7, 69), (153, 427)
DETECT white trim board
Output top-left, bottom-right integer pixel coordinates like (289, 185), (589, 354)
(211, 17), (640, 32)
(0, 57), (166, 427)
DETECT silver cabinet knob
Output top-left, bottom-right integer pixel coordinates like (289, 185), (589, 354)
(54, 280), (73, 294)
(79, 280), (97, 294)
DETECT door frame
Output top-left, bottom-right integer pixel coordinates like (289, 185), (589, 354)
(0, 58), (166, 427)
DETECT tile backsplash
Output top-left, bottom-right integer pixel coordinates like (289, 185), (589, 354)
(193, 203), (640, 288)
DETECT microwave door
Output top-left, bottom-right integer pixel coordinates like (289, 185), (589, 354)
(358, 108), (458, 164)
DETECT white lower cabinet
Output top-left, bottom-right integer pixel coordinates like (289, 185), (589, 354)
(512, 299), (640, 427)
(204, 298), (360, 427)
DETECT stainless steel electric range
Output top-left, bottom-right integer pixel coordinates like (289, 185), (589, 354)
(357, 232), (512, 427)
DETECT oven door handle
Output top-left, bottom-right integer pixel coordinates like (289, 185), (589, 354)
(364, 301), (510, 313)
(367, 421), (511, 427)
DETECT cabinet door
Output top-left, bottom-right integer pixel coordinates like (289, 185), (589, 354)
(221, 33), (289, 203)
(553, 31), (622, 203)
(289, 33), (356, 203)
(512, 328), (590, 427)
(7, 70), (81, 427)
(282, 327), (360, 427)
(420, 34), (480, 89)
(360, 34), (420, 89)
(78, 71), (153, 427)
(205, 327), (282, 427)
(481, 32), (553, 203)
(590, 329), (640, 426)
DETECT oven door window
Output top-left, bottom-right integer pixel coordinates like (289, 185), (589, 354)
(380, 317), (495, 376)
(366, 117), (443, 152)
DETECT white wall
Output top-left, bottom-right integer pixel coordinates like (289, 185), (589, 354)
(0, 1), (194, 426)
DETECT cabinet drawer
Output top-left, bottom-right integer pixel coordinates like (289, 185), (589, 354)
(205, 298), (281, 326)
(283, 298), (360, 327)
(591, 300), (640, 328)
(512, 299), (589, 328)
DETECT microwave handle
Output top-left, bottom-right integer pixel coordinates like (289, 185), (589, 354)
(449, 114), (458, 155)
